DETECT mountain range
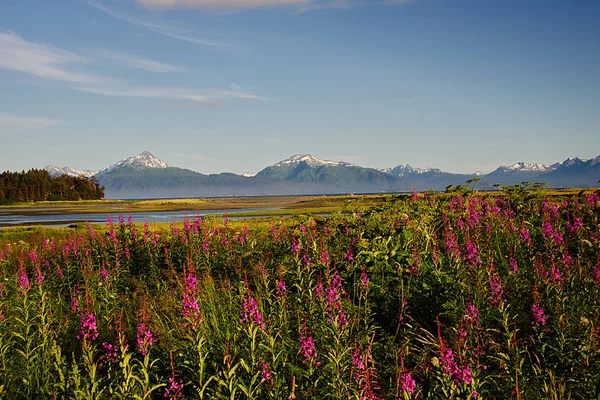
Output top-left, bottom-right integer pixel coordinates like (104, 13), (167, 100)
(44, 152), (600, 199)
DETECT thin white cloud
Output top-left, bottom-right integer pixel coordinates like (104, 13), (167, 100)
(219, 83), (268, 100)
(137, 0), (312, 9)
(0, 31), (265, 104)
(0, 113), (61, 133)
(135, 0), (411, 11)
(87, 1), (223, 47)
(75, 85), (212, 103)
(0, 31), (109, 85)
(96, 49), (189, 73)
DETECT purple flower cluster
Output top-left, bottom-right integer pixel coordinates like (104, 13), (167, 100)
(17, 269), (30, 295)
(464, 241), (480, 267)
(261, 362), (274, 387)
(299, 334), (319, 366)
(532, 303), (546, 326)
(439, 348), (472, 385)
(136, 323), (154, 355)
(542, 221), (564, 246)
(101, 341), (118, 364)
(164, 376), (184, 399)
(322, 274), (348, 328)
(398, 372), (416, 395)
(181, 272), (202, 329)
(240, 296), (265, 329)
(465, 304), (480, 326)
(79, 313), (99, 342)
(488, 273), (506, 307)
(275, 279), (287, 298)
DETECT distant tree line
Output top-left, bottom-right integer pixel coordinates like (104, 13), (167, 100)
(0, 169), (104, 202)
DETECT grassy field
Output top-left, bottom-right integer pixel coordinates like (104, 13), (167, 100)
(0, 187), (599, 398)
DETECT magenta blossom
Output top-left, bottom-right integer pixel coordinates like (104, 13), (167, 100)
(399, 372), (417, 395)
(79, 313), (99, 342)
(300, 334), (320, 366)
(136, 323), (154, 355)
(240, 296), (265, 330)
(532, 303), (546, 326)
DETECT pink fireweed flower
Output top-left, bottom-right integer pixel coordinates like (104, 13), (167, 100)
(299, 334), (319, 366)
(321, 249), (330, 266)
(240, 296), (265, 329)
(488, 273), (506, 307)
(352, 346), (381, 399)
(100, 267), (109, 282)
(464, 241), (480, 267)
(594, 265), (600, 286)
(399, 372), (417, 395)
(34, 267), (44, 287)
(542, 221), (564, 246)
(70, 296), (80, 312)
(352, 347), (366, 380)
(101, 342), (118, 364)
(454, 364), (472, 385)
(261, 362), (274, 387)
(532, 303), (546, 326)
(17, 269), (30, 295)
(440, 348), (458, 377)
(182, 272), (203, 329)
(550, 266), (563, 284)
(519, 228), (532, 245)
(136, 323), (154, 355)
(164, 376), (184, 399)
(509, 257), (518, 273)
(291, 237), (300, 257)
(275, 279), (287, 298)
(360, 272), (369, 290)
(315, 283), (324, 300)
(344, 248), (354, 263)
(323, 274), (348, 328)
(465, 304), (480, 326)
(79, 313), (99, 342)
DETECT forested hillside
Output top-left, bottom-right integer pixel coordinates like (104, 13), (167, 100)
(0, 169), (104, 202)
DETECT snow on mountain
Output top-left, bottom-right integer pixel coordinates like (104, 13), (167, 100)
(273, 154), (355, 168)
(45, 165), (98, 178)
(560, 157), (588, 167)
(96, 151), (169, 175)
(381, 164), (441, 177)
(590, 155), (600, 166)
(241, 172), (256, 177)
(504, 162), (553, 172)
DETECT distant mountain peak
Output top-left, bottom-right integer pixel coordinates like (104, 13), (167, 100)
(561, 157), (587, 167)
(45, 165), (98, 178)
(97, 151), (169, 175)
(381, 164), (441, 177)
(273, 154), (355, 168)
(505, 162), (552, 172)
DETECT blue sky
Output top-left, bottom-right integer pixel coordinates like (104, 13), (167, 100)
(1, 0), (599, 174)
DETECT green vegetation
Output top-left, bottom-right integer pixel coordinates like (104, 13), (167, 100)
(0, 190), (599, 398)
(0, 169), (104, 203)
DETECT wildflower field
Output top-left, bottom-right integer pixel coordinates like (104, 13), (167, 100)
(0, 189), (599, 399)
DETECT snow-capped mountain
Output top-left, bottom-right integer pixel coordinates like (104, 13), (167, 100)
(96, 151), (169, 175)
(492, 162), (555, 174)
(272, 154), (355, 168)
(44, 165), (98, 178)
(560, 157), (588, 168)
(380, 164), (442, 177)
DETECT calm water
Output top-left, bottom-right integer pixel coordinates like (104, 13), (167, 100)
(0, 208), (281, 227)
